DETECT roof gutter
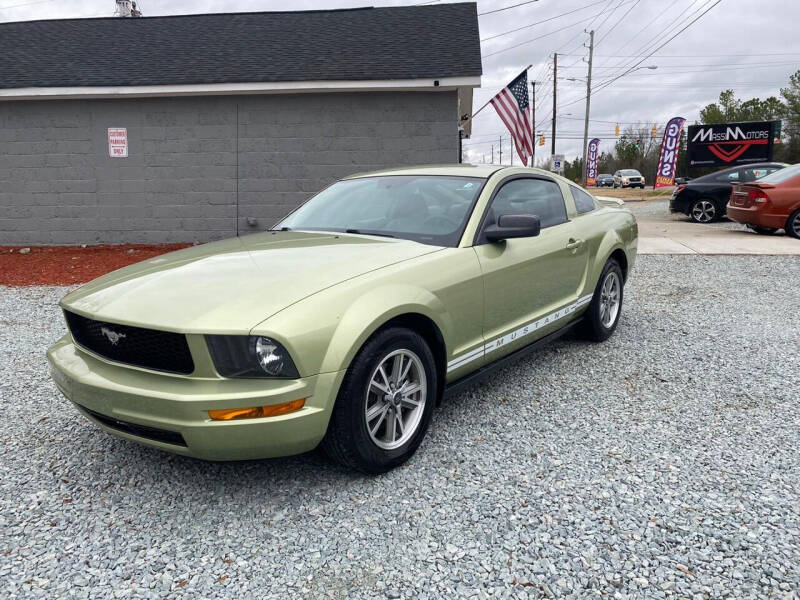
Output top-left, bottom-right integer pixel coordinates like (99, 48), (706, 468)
(0, 76), (481, 101)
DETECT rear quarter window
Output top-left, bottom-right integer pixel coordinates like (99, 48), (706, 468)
(570, 186), (596, 214)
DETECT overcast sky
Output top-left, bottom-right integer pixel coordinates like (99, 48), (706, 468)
(2, 0), (797, 164)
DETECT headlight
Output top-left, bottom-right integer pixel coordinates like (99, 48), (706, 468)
(206, 335), (300, 378)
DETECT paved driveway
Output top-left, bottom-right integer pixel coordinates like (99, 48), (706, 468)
(623, 199), (800, 255)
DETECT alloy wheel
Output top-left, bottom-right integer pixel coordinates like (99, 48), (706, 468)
(364, 349), (427, 450)
(691, 200), (716, 223)
(792, 211), (800, 238)
(599, 271), (621, 329)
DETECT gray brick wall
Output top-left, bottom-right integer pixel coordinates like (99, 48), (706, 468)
(0, 91), (458, 245)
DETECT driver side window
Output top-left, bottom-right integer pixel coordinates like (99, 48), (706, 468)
(486, 178), (567, 230)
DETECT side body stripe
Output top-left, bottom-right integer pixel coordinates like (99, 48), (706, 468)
(446, 293), (594, 373)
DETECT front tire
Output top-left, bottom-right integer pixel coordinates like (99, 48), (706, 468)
(581, 259), (624, 342)
(787, 209), (800, 239)
(321, 327), (437, 474)
(690, 198), (718, 223)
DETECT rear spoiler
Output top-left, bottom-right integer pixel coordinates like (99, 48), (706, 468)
(594, 196), (624, 207)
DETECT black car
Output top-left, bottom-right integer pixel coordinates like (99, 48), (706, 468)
(596, 173), (614, 187)
(669, 162), (789, 223)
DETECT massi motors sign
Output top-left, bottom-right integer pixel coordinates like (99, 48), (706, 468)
(687, 121), (776, 167)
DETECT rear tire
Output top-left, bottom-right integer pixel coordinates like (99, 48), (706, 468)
(321, 327), (437, 474)
(787, 209), (800, 239)
(581, 259), (624, 342)
(690, 198), (718, 223)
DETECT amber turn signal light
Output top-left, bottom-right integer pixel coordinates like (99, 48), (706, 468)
(208, 398), (306, 421)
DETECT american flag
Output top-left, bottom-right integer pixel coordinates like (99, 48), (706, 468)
(490, 71), (533, 166)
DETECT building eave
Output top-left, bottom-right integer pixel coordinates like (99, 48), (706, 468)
(0, 76), (481, 101)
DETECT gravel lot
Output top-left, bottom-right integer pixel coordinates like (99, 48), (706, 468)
(2, 255), (799, 599)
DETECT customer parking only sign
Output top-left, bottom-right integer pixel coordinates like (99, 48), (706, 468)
(107, 128), (128, 158)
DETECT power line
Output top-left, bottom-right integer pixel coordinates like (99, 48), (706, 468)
(556, 0), (723, 111)
(482, 15), (599, 58)
(481, 0), (612, 42)
(597, 0), (707, 79)
(561, 60), (800, 69)
(479, 0), (540, 16)
(558, 0), (616, 56)
(595, 0), (643, 45)
(559, 52), (800, 58)
(589, 0), (718, 86)
(589, 0), (627, 41)
(598, 0), (680, 63)
(592, 1), (724, 95)
(0, 0), (56, 9)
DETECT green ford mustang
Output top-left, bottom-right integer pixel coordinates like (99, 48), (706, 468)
(47, 165), (637, 473)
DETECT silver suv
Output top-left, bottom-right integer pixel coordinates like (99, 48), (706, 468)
(613, 169), (645, 189)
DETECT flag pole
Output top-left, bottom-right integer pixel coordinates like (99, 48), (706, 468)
(465, 64), (533, 123)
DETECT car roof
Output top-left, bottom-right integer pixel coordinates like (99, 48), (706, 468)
(343, 164), (561, 180)
(692, 162), (788, 182)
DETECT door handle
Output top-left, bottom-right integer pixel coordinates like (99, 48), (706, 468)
(566, 238), (584, 250)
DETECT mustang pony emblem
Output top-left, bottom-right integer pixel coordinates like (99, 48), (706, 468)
(100, 326), (127, 345)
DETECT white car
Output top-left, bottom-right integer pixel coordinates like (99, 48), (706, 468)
(613, 169), (645, 189)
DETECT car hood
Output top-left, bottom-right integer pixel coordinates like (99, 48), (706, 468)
(61, 231), (442, 333)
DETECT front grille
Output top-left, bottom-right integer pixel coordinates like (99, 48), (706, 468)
(78, 404), (187, 446)
(628, 177), (641, 182)
(64, 311), (194, 375)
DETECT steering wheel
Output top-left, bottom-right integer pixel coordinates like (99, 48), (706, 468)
(421, 215), (459, 232)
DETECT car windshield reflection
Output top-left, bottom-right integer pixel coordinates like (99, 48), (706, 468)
(275, 176), (485, 247)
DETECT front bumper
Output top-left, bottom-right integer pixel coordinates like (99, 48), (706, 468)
(47, 335), (345, 460)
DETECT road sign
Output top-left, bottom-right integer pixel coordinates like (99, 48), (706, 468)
(108, 128), (128, 158)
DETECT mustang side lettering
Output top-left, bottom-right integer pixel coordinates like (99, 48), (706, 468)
(47, 165), (638, 473)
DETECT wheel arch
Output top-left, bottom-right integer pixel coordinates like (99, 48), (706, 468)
(589, 226), (630, 290)
(317, 285), (451, 400)
(609, 247), (629, 282)
(366, 313), (447, 403)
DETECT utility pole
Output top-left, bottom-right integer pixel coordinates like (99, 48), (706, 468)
(581, 30), (595, 186)
(551, 53), (557, 160)
(499, 135), (503, 165)
(491, 145), (494, 164)
(531, 80), (536, 166)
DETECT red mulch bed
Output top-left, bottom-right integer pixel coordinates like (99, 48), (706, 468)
(0, 244), (192, 286)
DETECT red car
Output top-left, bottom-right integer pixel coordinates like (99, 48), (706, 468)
(728, 163), (800, 238)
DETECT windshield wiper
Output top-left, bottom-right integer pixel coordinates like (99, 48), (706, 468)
(344, 229), (395, 238)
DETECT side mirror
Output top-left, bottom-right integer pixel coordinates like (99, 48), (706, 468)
(484, 214), (541, 242)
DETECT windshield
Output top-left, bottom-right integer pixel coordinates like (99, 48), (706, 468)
(621, 170), (641, 176)
(753, 163), (800, 184)
(275, 175), (484, 247)
(599, 174), (612, 178)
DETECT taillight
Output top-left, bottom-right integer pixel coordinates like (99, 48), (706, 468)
(748, 188), (769, 204)
(676, 185), (686, 193)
